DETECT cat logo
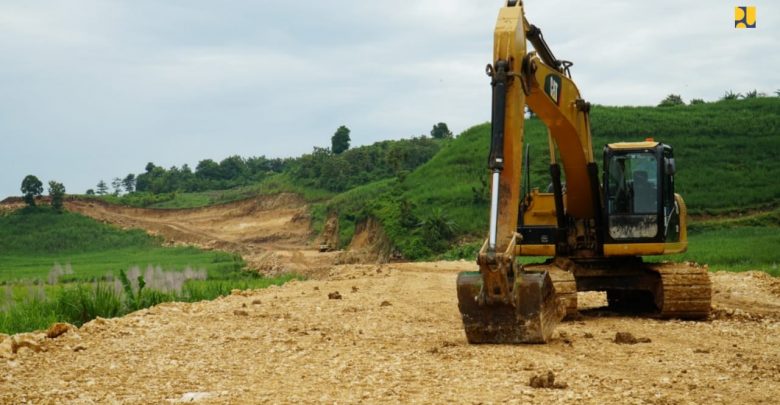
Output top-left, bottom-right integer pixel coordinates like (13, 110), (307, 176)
(735, 6), (756, 29)
(544, 74), (561, 105)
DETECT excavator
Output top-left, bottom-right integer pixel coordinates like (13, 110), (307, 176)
(456, 1), (712, 343)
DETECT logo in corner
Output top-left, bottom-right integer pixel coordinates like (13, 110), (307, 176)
(735, 6), (756, 29)
(544, 74), (561, 105)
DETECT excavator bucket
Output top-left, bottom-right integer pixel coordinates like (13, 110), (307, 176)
(457, 270), (563, 344)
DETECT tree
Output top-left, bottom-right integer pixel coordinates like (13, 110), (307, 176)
(85, 189), (95, 195)
(744, 89), (759, 99)
(96, 180), (109, 195)
(721, 90), (742, 100)
(658, 94), (684, 107)
(331, 125), (351, 154)
(775, 89), (780, 97)
(195, 159), (221, 180)
(111, 178), (123, 196)
(20, 175), (44, 207)
(219, 155), (247, 180)
(689, 98), (705, 105)
(122, 174), (136, 193)
(430, 122), (453, 139)
(48, 181), (66, 212)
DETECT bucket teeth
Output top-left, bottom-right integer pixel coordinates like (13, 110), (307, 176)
(457, 271), (564, 344)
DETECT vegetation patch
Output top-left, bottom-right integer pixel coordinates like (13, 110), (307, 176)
(0, 206), (297, 334)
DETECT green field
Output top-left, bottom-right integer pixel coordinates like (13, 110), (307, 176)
(662, 226), (779, 275)
(0, 207), (295, 334)
(0, 207), (245, 283)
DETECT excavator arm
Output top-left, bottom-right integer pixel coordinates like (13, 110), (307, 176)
(457, 1), (599, 344)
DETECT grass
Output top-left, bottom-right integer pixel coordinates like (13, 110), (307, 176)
(0, 207), (244, 283)
(657, 207), (780, 274)
(658, 227), (780, 275)
(0, 206), (299, 334)
(589, 98), (780, 214)
(0, 273), (299, 335)
(312, 98), (780, 260)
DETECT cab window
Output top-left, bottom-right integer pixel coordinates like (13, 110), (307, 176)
(607, 153), (658, 215)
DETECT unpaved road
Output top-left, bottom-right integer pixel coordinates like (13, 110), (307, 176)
(2, 198), (780, 403)
(63, 195), (339, 276)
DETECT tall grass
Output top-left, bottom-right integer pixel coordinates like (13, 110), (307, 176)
(0, 207), (245, 284)
(0, 268), (299, 335)
(0, 206), (300, 334)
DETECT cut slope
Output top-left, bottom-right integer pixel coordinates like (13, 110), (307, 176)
(64, 194), (339, 277)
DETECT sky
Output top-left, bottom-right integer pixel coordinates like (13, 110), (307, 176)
(1, 0), (778, 198)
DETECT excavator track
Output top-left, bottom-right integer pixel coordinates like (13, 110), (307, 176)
(525, 262), (578, 318)
(648, 262), (712, 319)
(525, 259), (712, 320)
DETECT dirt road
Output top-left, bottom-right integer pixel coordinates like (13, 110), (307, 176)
(1, 198), (779, 403)
(64, 195), (339, 276)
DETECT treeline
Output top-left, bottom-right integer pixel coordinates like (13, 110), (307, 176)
(134, 155), (291, 194)
(103, 135), (444, 198)
(658, 89), (779, 107)
(290, 137), (441, 192)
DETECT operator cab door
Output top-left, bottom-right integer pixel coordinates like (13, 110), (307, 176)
(603, 145), (667, 243)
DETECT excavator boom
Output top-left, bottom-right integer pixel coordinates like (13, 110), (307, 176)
(456, 2), (565, 344)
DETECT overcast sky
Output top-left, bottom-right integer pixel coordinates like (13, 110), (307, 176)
(1, 0), (777, 198)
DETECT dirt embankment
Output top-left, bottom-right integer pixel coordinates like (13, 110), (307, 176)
(63, 194), (340, 276)
(1, 196), (779, 403)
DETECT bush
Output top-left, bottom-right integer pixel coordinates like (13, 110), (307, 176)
(418, 208), (457, 252)
(658, 94), (684, 107)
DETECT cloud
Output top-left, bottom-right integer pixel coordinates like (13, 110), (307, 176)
(0, 0), (777, 197)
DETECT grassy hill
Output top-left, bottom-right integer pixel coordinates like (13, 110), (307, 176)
(87, 98), (779, 270)
(312, 98), (780, 268)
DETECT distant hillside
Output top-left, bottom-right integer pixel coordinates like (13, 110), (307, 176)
(314, 98), (780, 259)
(87, 98), (780, 261)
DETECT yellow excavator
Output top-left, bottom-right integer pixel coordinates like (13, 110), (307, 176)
(456, 1), (711, 343)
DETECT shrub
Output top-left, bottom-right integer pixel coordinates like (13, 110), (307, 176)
(658, 94), (684, 107)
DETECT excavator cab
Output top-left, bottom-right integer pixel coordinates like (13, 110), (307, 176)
(603, 141), (682, 245)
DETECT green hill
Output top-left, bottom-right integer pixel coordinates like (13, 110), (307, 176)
(313, 98), (780, 268)
(92, 98), (780, 270)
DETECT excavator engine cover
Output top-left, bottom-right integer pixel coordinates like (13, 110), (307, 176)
(457, 270), (563, 344)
